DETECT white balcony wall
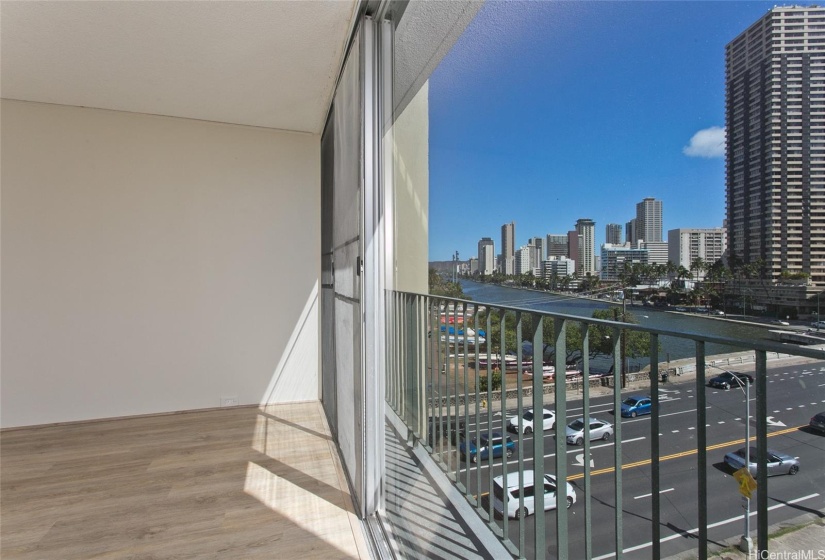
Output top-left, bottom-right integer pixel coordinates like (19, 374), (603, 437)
(1, 100), (320, 427)
(392, 82), (429, 294)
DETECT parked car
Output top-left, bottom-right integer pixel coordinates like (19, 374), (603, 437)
(810, 411), (825, 434)
(492, 470), (576, 519)
(566, 417), (613, 445)
(711, 310), (726, 316)
(708, 371), (754, 390)
(507, 407), (555, 434)
(723, 447), (800, 476)
(620, 395), (652, 418)
(811, 321), (825, 328)
(770, 319), (790, 326)
(459, 432), (515, 463)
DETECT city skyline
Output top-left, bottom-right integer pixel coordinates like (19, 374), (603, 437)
(428, 1), (788, 261)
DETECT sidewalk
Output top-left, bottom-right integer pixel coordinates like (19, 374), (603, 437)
(702, 516), (825, 560)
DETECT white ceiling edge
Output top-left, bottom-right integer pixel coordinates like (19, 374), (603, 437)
(0, 0), (359, 134)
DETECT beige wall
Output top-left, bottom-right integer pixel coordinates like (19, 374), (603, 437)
(1, 100), (320, 427)
(392, 81), (429, 294)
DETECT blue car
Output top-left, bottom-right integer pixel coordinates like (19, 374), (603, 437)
(459, 432), (515, 463)
(620, 395), (652, 418)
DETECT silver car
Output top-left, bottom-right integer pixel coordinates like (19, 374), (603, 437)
(566, 417), (613, 445)
(723, 447), (800, 476)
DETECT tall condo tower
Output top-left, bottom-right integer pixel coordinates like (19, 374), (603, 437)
(478, 237), (495, 275)
(605, 223), (623, 245)
(501, 222), (515, 275)
(635, 197), (663, 243)
(726, 6), (825, 285)
(575, 218), (596, 275)
(546, 234), (568, 258)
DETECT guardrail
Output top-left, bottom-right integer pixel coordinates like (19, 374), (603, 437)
(385, 290), (825, 559)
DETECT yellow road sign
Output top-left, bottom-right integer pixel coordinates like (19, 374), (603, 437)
(733, 467), (757, 499)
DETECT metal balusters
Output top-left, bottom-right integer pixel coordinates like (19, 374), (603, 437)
(649, 334), (661, 560)
(695, 341), (708, 560)
(531, 314), (546, 558)
(516, 311), (526, 553)
(612, 327), (623, 559)
(554, 317), (569, 558)
(582, 325), (592, 560)
(755, 350), (768, 554)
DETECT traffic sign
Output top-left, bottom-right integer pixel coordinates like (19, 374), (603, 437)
(733, 467), (757, 499)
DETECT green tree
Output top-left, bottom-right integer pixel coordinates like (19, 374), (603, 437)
(587, 308), (652, 361)
(429, 267), (468, 299)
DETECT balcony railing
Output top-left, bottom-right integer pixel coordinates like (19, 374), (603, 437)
(385, 289), (825, 559)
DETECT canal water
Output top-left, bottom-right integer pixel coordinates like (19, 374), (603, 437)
(459, 280), (776, 369)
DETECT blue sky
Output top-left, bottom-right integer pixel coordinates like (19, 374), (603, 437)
(428, 0), (804, 261)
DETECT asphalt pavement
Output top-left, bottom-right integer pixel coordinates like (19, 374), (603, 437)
(432, 358), (825, 559)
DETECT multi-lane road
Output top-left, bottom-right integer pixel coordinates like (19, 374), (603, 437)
(435, 361), (825, 559)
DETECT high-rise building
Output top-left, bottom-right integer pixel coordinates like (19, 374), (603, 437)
(469, 257), (478, 274)
(642, 241), (669, 266)
(668, 228), (727, 277)
(575, 218), (596, 275)
(626, 219), (637, 245)
(515, 245), (533, 274)
(726, 6), (825, 285)
(567, 230), (580, 272)
(600, 243), (648, 282)
(501, 221), (515, 275)
(546, 234), (568, 258)
(541, 256), (576, 281)
(529, 236), (544, 262)
(636, 197), (663, 243)
(478, 237), (495, 275)
(606, 223), (623, 245)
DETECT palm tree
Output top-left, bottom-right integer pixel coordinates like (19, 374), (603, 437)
(690, 257), (706, 281)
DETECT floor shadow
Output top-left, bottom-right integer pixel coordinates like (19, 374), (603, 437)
(382, 420), (494, 560)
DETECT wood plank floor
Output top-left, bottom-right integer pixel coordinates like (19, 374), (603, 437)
(1, 402), (370, 559)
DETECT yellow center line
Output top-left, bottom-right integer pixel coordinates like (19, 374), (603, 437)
(473, 425), (804, 498)
(566, 424), (804, 481)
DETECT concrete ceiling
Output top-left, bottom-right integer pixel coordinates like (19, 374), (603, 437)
(0, 1), (359, 134)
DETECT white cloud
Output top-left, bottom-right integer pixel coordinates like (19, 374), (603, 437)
(683, 126), (726, 158)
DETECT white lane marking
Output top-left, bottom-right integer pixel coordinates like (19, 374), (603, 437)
(634, 488), (674, 500)
(687, 427), (695, 430)
(574, 453), (594, 467)
(706, 424), (711, 427)
(770, 380), (775, 383)
(787, 407), (794, 410)
(567, 402), (617, 413)
(717, 421), (725, 424)
(734, 418), (741, 421)
(799, 405), (806, 408)
(774, 410), (780, 413)
(622, 407), (707, 424)
(671, 430), (679, 433)
(592, 493), (820, 560)
(496, 436), (647, 467)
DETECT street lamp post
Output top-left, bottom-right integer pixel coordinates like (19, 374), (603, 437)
(709, 364), (753, 553)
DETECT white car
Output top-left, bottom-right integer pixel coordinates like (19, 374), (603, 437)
(812, 321), (825, 328)
(492, 470), (576, 519)
(565, 417), (613, 445)
(507, 407), (555, 434)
